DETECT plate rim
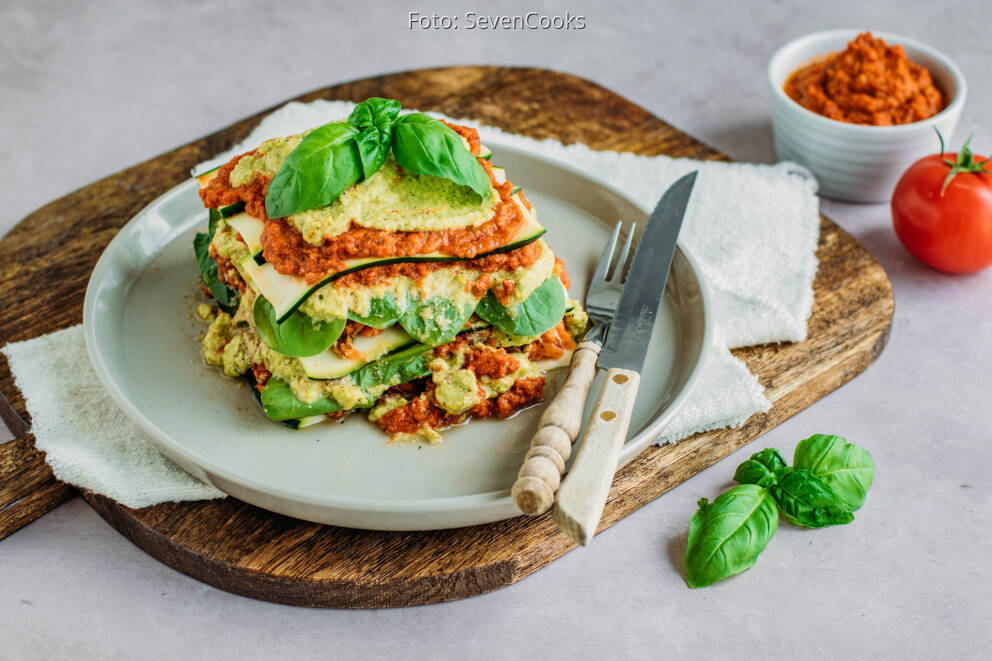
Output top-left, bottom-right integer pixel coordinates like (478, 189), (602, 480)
(82, 139), (712, 525)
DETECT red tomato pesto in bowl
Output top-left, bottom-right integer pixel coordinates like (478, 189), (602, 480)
(784, 32), (945, 126)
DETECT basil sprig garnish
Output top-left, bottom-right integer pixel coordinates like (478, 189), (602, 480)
(348, 97), (401, 178)
(264, 122), (362, 219)
(390, 113), (491, 198)
(264, 98), (491, 218)
(685, 485), (778, 589)
(732, 447), (787, 488)
(792, 433), (875, 510)
(685, 434), (874, 588)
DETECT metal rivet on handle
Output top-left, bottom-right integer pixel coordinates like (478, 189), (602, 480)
(613, 374), (628, 384)
(600, 410), (616, 421)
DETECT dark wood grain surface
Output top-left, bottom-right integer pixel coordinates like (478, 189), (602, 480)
(0, 66), (893, 607)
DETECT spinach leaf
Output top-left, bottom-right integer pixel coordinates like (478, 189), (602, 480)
(399, 294), (476, 346)
(685, 484), (779, 588)
(348, 293), (404, 329)
(734, 448), (788, 488)
(258, 378), (339, 422)
(391, 113), (491, 198)
(793, 434), (875, 511)
(351, 344), (432, 392)
(475, 277), (566, 337)
(253, 296), (346, 358)
(769, 468), (854, 528)
(193, 231), (238, 312)
(347, 97), (401, 179)
(265, 121), (362, 218)
(207, 208), (221, 236)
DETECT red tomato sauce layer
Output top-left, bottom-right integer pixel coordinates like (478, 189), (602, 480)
(200, 122), (530, 278)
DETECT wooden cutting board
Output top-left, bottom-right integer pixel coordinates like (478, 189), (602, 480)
(0, 66), (893, 608)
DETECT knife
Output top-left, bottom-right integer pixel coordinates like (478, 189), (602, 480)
(552, 171), (697, 546)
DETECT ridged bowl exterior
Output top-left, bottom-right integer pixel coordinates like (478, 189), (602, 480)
(769, 30), (966, 203)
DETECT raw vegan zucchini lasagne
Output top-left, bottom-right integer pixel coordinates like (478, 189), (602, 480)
(194, 98), (587, 442)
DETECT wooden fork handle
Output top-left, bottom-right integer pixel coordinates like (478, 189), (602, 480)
(552, 367), (640, 546)
(511, 341), (601, 515)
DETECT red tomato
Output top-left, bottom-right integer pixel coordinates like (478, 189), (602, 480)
(891, 140), (992, 274)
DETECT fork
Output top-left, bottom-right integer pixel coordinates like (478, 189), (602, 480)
(511, 221), (635, 515)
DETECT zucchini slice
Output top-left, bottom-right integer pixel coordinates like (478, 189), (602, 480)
(196, 166), (220, 187)
(226, 212), (264, 257)
(240, 197), (545, 323)
(479, 144), (493, 160)
(491, 166), (506, 185)
(298, 326), (416, 380)
(293, 415), (329, 429)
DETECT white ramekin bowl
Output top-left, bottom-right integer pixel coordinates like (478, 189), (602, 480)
(769, 29), (966, 203)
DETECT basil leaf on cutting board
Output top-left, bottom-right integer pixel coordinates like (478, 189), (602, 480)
(684, 484), (779, 588)
(258, 378), (339, 422)
(475, 277), (566, 337)
(348, 293), (404, 329)
(734, 448), (788, 488)
(253, 296), (346, 358)
(793, 434), (875, 511)
(769, 468), (854, 528)
(399, 294), (476, 346)
(347, 97), (401, 179)
(391, 113), (491, 198)
(265, 121), (363, 219)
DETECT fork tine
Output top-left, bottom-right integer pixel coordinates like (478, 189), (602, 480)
(613, 222), (636, 282)
(591, 222), (621, 286)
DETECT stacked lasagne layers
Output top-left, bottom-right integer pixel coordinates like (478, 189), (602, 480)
(197, 120), (587, 442)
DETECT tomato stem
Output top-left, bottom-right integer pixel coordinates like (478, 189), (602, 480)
(935, 129), (992, 196)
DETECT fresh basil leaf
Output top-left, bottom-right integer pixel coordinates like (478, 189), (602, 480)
(793, 434), (874, 511)
(770, 468), (854, 528)
(734, 448), (788, 488)
(399, 294), (476, 346)
(685, 484), (778, 588)
(193, 231), (239, 312)
(391, 113), (491, 198)
(265, 122), (362, 218)
(258, 378), (339, 422)
(253, 296), (346, 358)
(348, 293), (404, 329)
(348, 97), (401, 179)
(475, 277), (566, 337)
(351, 344), (432, 393)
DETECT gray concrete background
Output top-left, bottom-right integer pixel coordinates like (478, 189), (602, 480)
(1, 1), (990, 658)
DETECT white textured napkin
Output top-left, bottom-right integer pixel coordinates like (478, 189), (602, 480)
(2, 100), (820, 507)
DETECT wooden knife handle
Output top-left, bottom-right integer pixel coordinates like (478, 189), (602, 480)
(511, 341), (601, 515)
(552, 367), (640, 545)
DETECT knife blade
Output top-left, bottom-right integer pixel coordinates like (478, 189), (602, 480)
(599, 170), (697, 372)
(552, 171), (697, 546)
